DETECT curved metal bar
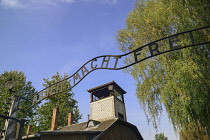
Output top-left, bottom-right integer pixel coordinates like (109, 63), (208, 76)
(0, 115), (24, 125)
(26, 25), (210, 110)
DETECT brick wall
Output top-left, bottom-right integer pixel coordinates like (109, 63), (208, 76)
(90, 96), (115, 120)
(114, 97), (127, 121)
(90, 96), (127, 121)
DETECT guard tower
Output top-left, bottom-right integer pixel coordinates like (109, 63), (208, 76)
(87, 81), (127, 121)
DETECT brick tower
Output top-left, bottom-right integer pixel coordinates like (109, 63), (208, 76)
(87, 81), (127, 121)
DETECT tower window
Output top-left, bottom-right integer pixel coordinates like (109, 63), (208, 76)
(114, 89), (123, 101)
(92, 95), (100, 102)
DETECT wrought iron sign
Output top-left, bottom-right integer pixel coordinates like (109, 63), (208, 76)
(30, 26), (210, 109)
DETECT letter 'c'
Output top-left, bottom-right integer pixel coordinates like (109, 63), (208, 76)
(91, 58), (97, 69)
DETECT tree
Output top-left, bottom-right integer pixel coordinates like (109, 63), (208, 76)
(0, 70), (36, 130)
(31, 72), (82, 132)
(179, 121), (210, 140)
(117, 0), (210, 136)
(155, 133), (168, 140)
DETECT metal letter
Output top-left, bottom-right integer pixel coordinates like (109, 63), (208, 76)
(189, 31), (195, 44)
(56, 81), (63, 93)
(50, 84), (57, 94)
(38, 91), (44, 101)
(32, 94), (38, 105)
(133, 48), (142, 62)
(168, 35), (182, 49)
(101, 56), (110, 68)
(91, 58), (97, 69)
(73, 73), (81, 85)
(81, 66), (89, 77)
(148, 42), (160, 56)
(114, 56), (121, 69)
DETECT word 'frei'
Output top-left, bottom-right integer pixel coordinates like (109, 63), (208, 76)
(32, 26), (210, 107)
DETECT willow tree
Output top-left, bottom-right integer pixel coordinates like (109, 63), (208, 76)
(117, 0), (210, 137)
(179, 121), (210, 140)
(31, 73), (82, 132)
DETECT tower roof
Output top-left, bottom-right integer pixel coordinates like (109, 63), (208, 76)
(87, 81), (126, 96)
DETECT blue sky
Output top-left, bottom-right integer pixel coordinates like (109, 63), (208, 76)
(0, 0), (178, 139)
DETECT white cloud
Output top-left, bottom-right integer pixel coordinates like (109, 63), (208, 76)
(0, 0), (117, 9)
(1, 0), (25, 8)
(104, 0), (117, 4)
(0, 0), (75, 9)
(82, 0), (118, 5)
(61, 0), (75, 4)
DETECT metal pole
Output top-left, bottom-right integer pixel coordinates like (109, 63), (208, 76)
(0, 115), (25, 140)
(1, 95), (21, 140)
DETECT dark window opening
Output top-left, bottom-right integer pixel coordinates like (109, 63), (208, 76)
(118, 112), (124, 120)
(114, 89), (123, 102)
(92, 95), (100, 102)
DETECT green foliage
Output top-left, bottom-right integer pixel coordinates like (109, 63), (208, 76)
(180, 121), (210, 140)
(31, 72), (82, 132)
(0, 71), (36, 130)
(155, 133), (168, 140)
(117, 0), (210, 136)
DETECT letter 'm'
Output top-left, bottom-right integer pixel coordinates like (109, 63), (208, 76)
(81, 66), (89, 77)
(73, 73), (81, 85)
